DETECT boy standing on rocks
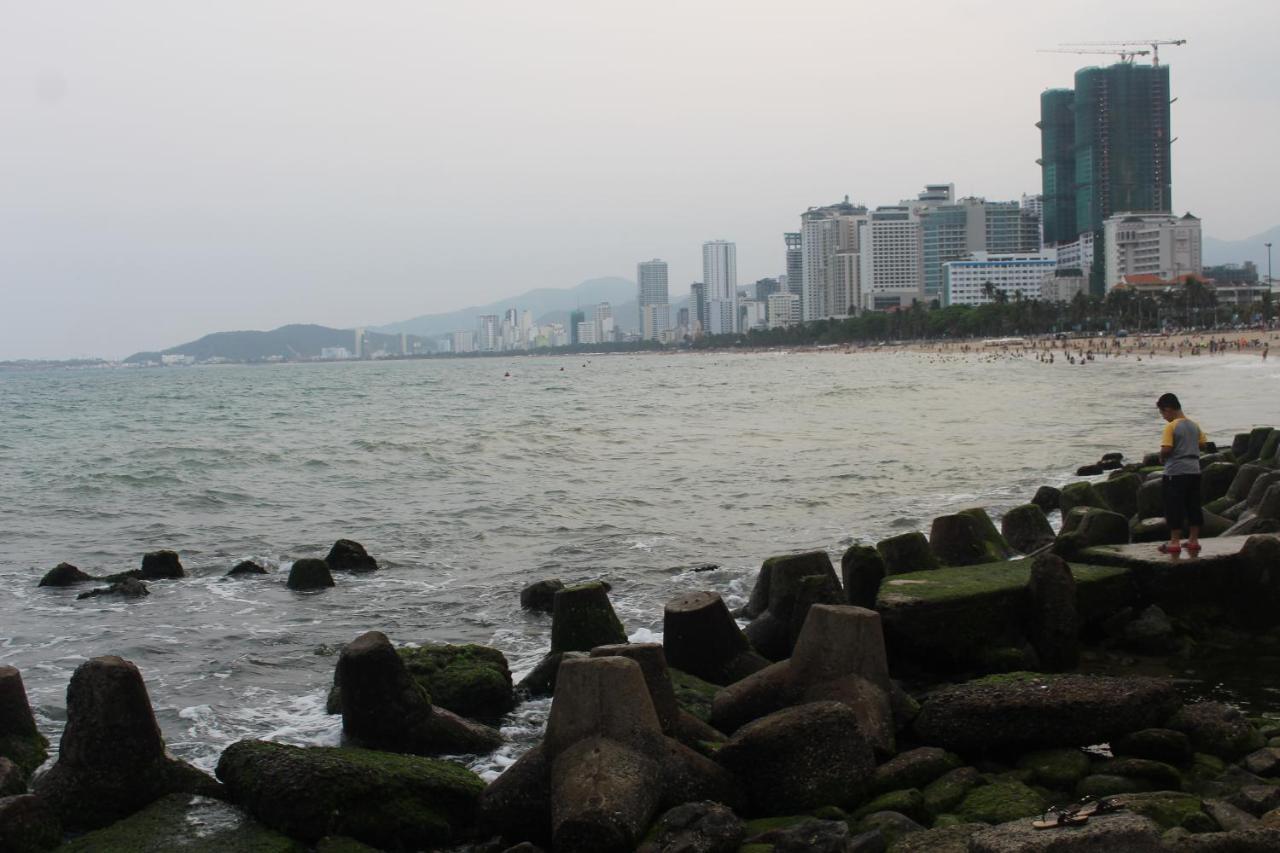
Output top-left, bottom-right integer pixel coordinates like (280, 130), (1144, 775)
(1156, 392), (1207, 555)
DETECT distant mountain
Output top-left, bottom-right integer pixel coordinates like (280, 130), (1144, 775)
(376, 276), (638, 338)
(1203, 225), (1280, 272)
(124, 323), (412, 363)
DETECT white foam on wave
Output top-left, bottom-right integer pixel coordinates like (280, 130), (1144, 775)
(175, 689), (341, 774)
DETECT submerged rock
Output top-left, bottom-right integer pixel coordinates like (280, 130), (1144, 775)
(227, 560), (267, 576)
(139, 550), (184, 580)
(216, 740), (483, 849)
(550, 582), (627, 653)
(38, 562), (93, 587)
(77, 577), (149, 600)
(520, 578), (564, 612)
(286, 558), (334, 591)
(33, 656), (221, 831)
(324, 539), (377, 573)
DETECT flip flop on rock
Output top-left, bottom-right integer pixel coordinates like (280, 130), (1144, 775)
(1157, 543), (1181, 555)
(1074, 796), (1126, 817)
(1185, 543), (1202, 554)
(1032, 807), (1089, 830)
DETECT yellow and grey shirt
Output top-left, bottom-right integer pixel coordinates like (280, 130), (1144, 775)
(1161, 417), (1207, 476)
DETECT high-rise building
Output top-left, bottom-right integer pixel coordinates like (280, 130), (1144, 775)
(637, 259), (669, 330)
(918, 196), (1040, 301)
(676, 306), (690, 329)
(800, 199), (868, 321)
(706, 299), (735, 335)
(690, 282), (707, 335)
(593, 302), (614, 343)
(354, 327), (365, 359)
(702, 240), (737, 331)
(1103, 212), (1201, 291)
(641, 304), (671, 341)
(754, 278), (780, 302)
(784, 232), (803, 299)
(860, 206), (923, 311)
(767, 292), (801, 328)
(476, 315), (498, 352)
(1039, 62), (1173, 293)
(568, 309), (585, 346)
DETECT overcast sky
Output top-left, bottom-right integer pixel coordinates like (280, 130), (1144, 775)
(2, 1), (1277, 360)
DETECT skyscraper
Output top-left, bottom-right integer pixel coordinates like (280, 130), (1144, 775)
(784, 232), (803, 299)
(568, 309), (585, 346)
(690, 282), (707, 335)
(801, 199), (868, 320)
(1039, 61), (1173, 293)
(636, 259), (669, 332)
(702, 240), (737, 333)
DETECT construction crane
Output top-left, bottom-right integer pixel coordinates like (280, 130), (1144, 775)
(1038, 47), (1151, 63)
(1059, 39), (1187, 66)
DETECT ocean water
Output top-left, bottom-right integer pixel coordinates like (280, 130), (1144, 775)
(1, 349), (1276, 779)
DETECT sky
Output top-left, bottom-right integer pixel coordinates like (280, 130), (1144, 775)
(2, 1), (1278, 360)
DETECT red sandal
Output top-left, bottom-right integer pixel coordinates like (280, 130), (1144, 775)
(1185, 543), (1202, 554)
(1157, 543), (1181, 555)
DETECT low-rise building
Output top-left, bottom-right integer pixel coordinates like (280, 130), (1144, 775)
(942, 251), (1056, 306)
(1103, 212), (1202, 293)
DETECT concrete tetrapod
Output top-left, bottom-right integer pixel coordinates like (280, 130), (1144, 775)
(710, 604), (895, 756)
(661, 591), (769, 686)
(0, 666), (48, 780)
(32, 656), (221, 832)
(478, 656), (739, 852)
(741, 552), (844, 661)
(588, 643), (725, 748)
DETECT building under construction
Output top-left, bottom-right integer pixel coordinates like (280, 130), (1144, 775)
(1039, 60), (1173, 292)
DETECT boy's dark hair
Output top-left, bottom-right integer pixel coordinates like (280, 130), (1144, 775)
(1157, 392), (1181, 410)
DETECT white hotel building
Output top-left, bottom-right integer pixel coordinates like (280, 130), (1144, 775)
(943, 251), (1057, 306)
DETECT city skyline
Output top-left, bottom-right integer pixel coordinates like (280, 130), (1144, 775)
(3, 3), (1277, 360)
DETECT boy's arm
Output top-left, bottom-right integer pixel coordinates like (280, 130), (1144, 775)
(1159, 421), (1175, 461)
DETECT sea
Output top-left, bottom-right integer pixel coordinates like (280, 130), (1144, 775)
(1, 348), (1276, 782)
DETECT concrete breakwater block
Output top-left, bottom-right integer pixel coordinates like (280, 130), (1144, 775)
(662, 591), (768, 686)
(741, 552), (844, 661)
(551, 582), (627, 653)
(875, 558), (1132, 672)
(0, 666), (48, 780)
(479, 656), (739, 852)
(711, 605), (895, 757)
(588, 643), (724, 749)
(33, 656), (221, 832)
(913, 672), (1182, 756)
(336, 630), (501, 756)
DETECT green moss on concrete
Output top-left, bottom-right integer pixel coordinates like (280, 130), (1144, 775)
(550, 582), (627, 653)
(955, 780), (1045, 824)
(1092, 758), (1182, 790)
(60, 794), (303, 853)
(1076, 774), (1158, 797)
(931, 813), (965, 828)
(1060, 481), (1110, 514)
(0, 731), (49, 778)
(669, 667), (719, 723)
(1017, 749), (1092, 791)
(399, 644), (514, 721)
(922, 769), (980, 817)
(214, 741), (483, 849)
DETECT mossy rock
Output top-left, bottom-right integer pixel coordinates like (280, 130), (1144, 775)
(0, 730), (49, 779)
(930, 813), (966, 828)
(1094, 473), (1142, 519)
(1016, 748), (1092, 790)
(1092, 757), (1183, 791)
(957, 508), (1015, 560)
(922, 767), (981, 817)
(850, 788), (927, 824)
(550, 582), (627, 653)
(1076, 773), (1159, 797)
(214, 741), (484, 849)
(955, 780), (1045, 824)
(669, 667), (718, 724)
(742, 814), (812, 835)
(877, 531), (941, 575)
(398, 644), (515, 722)
(1121, 791), (1217, 832)
(59, 794), (303, 853)
(1201, 462), (1240, 504)
(1060, 481), (1110, 514)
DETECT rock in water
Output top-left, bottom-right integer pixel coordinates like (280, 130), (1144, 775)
(227, 560), (267, 576)
(77, 577), (149, 600)
(1025, 553), (1078, 671)
(841, 545), (886, 609)
(912, 672), (1181, 756)
(1000, 504), (1054, 554)
(38, 562), (93, 587)
(337, 631), (501, 755)
(662, 591), (769, 686)
(929, 513), (1008, 567)
(32, 656), (220, 831)
(325, 539), (378, 573)
(215, 740), (484, 849)
(140, 550), (184, 579)
(520, 578), (565, 612)
(0, 666), (49, 778)
(1031, 486), (1060, 514)
(550, 582), (627, 653)
(287, 558), (335, 591)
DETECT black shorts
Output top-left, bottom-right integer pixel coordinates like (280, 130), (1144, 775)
(1163, 474), (1204, 531)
